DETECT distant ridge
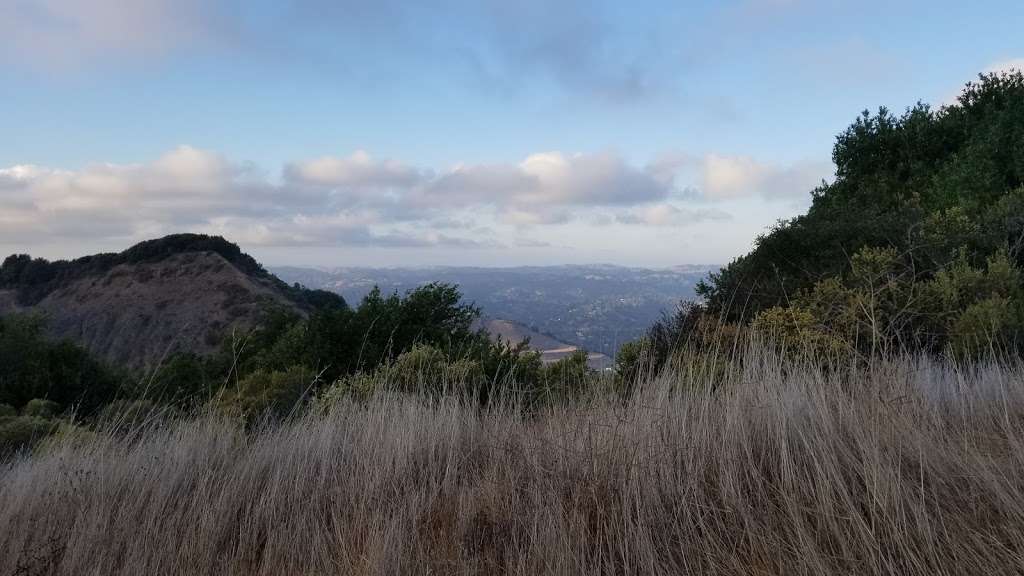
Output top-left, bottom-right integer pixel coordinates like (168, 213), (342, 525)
(0, 234), (344, 369)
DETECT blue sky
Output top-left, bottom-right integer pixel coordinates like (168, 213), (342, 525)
(1, 0), (1022, 267)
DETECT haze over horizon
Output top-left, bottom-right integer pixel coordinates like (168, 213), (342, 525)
(2, 0), (1022, 268)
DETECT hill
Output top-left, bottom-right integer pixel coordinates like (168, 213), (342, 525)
(475, 317), (613, 370)
(0, 235), (343, 369)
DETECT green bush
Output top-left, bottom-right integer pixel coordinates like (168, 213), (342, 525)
(0, 416), (58, 458)
(950, 296), (1024, 359)
(215, 366), (316, 420)
(540, 350), (597, 401)
(22, 398), (61, 419)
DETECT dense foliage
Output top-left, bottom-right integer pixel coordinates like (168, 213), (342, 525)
(0, 315), (121, 414)
(621, 71), (1024, 375)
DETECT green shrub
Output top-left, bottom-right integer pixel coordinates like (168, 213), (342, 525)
(0, 416), (58, 457)
(540, 350), (597, 401)
(215, 366), (316, 420)
(614, 338), (649, 390)
(752, 306), (850, 360)
(22, 399), (61, 419)
(950, 296), (1024, 359)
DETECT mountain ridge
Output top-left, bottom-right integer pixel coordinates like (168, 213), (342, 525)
(0, 234), (344, 369)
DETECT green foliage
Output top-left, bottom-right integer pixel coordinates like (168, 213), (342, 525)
(22, 399), (60, 419)
(614, 338), (650, 389)
(137, 352), (219, 407)
(751, 306), (850, 359)
(325, 344), (487, 400)
(741, 246), (1024, 360)
(0, 314), (121, 413)
(540, 350), (596, 401)
(215, 366), (317, 420)
(318, 341), (603, 408)
(0, 416), (59, 458)
(223, 282), (484, 386)
(677, 71), (1024, 361)
(699, 71), (1024, 324)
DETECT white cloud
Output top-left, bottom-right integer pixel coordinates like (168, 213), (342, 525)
(284, 151), (424, 189)
(0, 147), (813, 251)
(421, 151), (669, 220)
(649, 152), (831, 200)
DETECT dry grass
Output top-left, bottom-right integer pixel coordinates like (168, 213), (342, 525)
(3, 351), (1024, 575)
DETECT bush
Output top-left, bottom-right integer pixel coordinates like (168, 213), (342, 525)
(0, 416), (58, 458)
(22, 399), (61, 419)
(540, 350), (596, 401)
(215, 366), (317, 420)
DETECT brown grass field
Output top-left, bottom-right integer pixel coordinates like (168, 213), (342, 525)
(3, 351), (1024, 575)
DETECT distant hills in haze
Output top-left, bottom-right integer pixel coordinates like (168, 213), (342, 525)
(273, 264), (715, 357)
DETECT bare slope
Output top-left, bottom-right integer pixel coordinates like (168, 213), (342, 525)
(476, 317), (612, 370)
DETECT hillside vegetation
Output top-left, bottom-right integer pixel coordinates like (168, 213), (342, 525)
(629, 71), (1024, 377)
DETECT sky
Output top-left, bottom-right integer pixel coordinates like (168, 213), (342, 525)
(1, 0), (1022, 268)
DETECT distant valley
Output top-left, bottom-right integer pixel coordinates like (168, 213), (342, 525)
(273, 264), (716, 358)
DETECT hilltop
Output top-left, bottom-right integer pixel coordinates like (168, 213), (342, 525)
(0, 235), (343, 369)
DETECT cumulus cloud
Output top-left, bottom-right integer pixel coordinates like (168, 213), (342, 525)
(0, 146), (808, 250)
(0, 147), (681, 249)
(422, 151), (667, 210)
(651, 152), (831, 200)
(283, 151), (424, 190)
(284, 150), (673, 225)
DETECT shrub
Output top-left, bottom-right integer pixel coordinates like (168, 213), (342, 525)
(22, 399), (61, 419)
(215, 366), (316, 420)
(540, 350), (596, 401)
(0, 416), (58, 458)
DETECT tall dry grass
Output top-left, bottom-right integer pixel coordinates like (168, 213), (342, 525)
(3, 350), (1024, 575)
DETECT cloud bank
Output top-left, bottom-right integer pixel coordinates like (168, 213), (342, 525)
(0, 146), (829, 251)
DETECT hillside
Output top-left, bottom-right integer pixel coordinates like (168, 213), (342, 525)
(475, 317), (613, 370)
(0, 235), (343, 370)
